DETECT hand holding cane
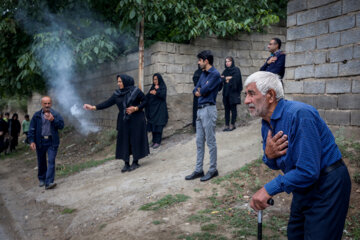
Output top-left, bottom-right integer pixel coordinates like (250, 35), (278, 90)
(258, 198), (274, 240)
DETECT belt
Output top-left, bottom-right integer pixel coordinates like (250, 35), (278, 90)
(198, 103), (215, 109)
(321, 159), (344, 175)
(42, 136), (51, 139)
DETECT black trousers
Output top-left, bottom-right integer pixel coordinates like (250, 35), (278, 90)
(287, 163), (351, 240)
(192, 96), (199, 127)
(152, 131), (163, 144)
(223, 96), (237, 126)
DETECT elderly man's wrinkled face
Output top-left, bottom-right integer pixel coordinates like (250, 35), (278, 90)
(41, 97), (52, 113)
(244, 83), (269, 118)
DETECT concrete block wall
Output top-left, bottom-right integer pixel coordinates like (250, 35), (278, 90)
(286, 0), (360, 133)
(28, 26), (286, 136)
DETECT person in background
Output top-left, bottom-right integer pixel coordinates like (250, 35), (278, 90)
(221, 56), (242, 131)
(259, 38), (286, 80)
(9, 113), (21, 152)
(0, 113), (6, 156)
(28, 96), (64, 190)
(2, 113), (10, 154)
(84, 74), (149, 172)
(185, 50), (221, 182)
(146, 73), (168, 149)
(22, 114), (30, 144)
(192, 65), (202, 131)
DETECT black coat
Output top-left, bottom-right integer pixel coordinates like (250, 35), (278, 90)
(9, 119), (21, 137)
(221, 60), (242, 105)
(96, 75), (149, 161)
(146, 74), (168, 129)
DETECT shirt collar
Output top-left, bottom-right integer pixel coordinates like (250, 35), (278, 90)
(270, 98), (285, 120)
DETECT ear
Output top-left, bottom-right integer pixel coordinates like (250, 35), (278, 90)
(266, 89), (277, 103)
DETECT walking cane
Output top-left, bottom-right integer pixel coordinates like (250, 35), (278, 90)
(258, 198), (274, 240)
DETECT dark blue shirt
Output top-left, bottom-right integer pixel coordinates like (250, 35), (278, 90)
(41, 110), (52, 136)
(193, 66), (221, 105)
(262, 99), (342, 196)
(260, 50), (286, 79)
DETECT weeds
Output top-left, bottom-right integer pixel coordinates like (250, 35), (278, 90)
(201, 224), (218, 232)
(56, 156), (114, 177)
(139, 194), (190, 211)
(188, 214), (212, 223)
(152, 220), (165, 225)
(178, 232), (227, 240)
(61, 208), (76, 214)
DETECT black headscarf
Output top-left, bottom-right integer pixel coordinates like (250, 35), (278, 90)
(114, 74), (135, 96)
(221, 57), (242, 101)
(145, 73), (168, 127)
(149, 73), (167, 92)
(114, 74), (141, 120)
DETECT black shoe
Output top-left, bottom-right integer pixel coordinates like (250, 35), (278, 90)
(152, 143), (160, 149)
(200, 170), (218, 181)
(185, 171), (204, 180)
(129, 162), (140, 171)
(121, 163), (131, 173)
(39, 181), (45, 187)
(223, 127), (230, 132)
(229, 126), (236, 131)
(45, 183), (57, 190)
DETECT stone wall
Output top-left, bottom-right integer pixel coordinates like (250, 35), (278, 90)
(28, 26), (286, 136)
(285, 0), (360, 135)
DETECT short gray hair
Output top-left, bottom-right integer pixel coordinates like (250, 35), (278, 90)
(244, 71), (284, 100)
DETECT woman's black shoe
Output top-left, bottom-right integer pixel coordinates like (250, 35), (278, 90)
(121, 163), (131, 173)
(130, 162), (140, 171)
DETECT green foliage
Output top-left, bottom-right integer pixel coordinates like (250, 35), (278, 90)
(117, 0), (287, 43)
(1, 0), (287, 96)
(139, 194), (190, 211)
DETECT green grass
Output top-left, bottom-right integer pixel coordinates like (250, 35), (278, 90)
(188, 214), (212, 223)
(61, 208), (76, 214)
(139, 194), (190, 211)
(152, 220), (165, 225)
(178, 232), (228, 240)
(56, 156), (115, 177)
(345, 213), (360, 239)
(194, 188), (203, 193)
(201, 224), (218, 232)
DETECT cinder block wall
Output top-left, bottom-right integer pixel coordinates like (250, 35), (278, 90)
(28, 26), (286, 136)
(285, 0), (360, 136)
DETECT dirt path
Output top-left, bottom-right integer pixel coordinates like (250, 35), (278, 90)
(0, 120), (263, 240)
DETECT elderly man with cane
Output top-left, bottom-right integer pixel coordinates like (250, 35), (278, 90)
(244, 71), (351, 240)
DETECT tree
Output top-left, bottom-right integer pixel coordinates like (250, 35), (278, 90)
(0, 0), (287, 97)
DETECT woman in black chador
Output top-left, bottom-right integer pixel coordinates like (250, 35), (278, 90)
(192, 65), (202, 130)
(9, 113), (21, 152)
(221, 56), (242, 131)
(146, 73), (168, 149)
(84, 74), (149, 172)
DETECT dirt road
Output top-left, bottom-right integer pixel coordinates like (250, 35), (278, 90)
(0, 120), (263, 240)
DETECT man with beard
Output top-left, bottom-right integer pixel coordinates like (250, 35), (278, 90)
(185, 50), (221, 181)
(28, 96), (64, 189)
(244, 71), (351, 239)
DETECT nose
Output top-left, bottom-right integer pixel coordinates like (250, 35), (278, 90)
(244, 94), (251, 105)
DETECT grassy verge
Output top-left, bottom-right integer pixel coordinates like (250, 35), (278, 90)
(177, 158), (288, 240)
(139, 194), (190, 211)
(56, 156), (115, 177)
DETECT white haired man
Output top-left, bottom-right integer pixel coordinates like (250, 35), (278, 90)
(245, 71), (351, 239)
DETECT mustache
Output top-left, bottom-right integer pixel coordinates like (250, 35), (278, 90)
(247, 103), (255, 108)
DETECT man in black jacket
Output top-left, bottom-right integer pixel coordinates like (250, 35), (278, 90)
(28, 96), (64, 189)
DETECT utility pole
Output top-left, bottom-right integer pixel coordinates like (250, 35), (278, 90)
(137, 17), (144, 91)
